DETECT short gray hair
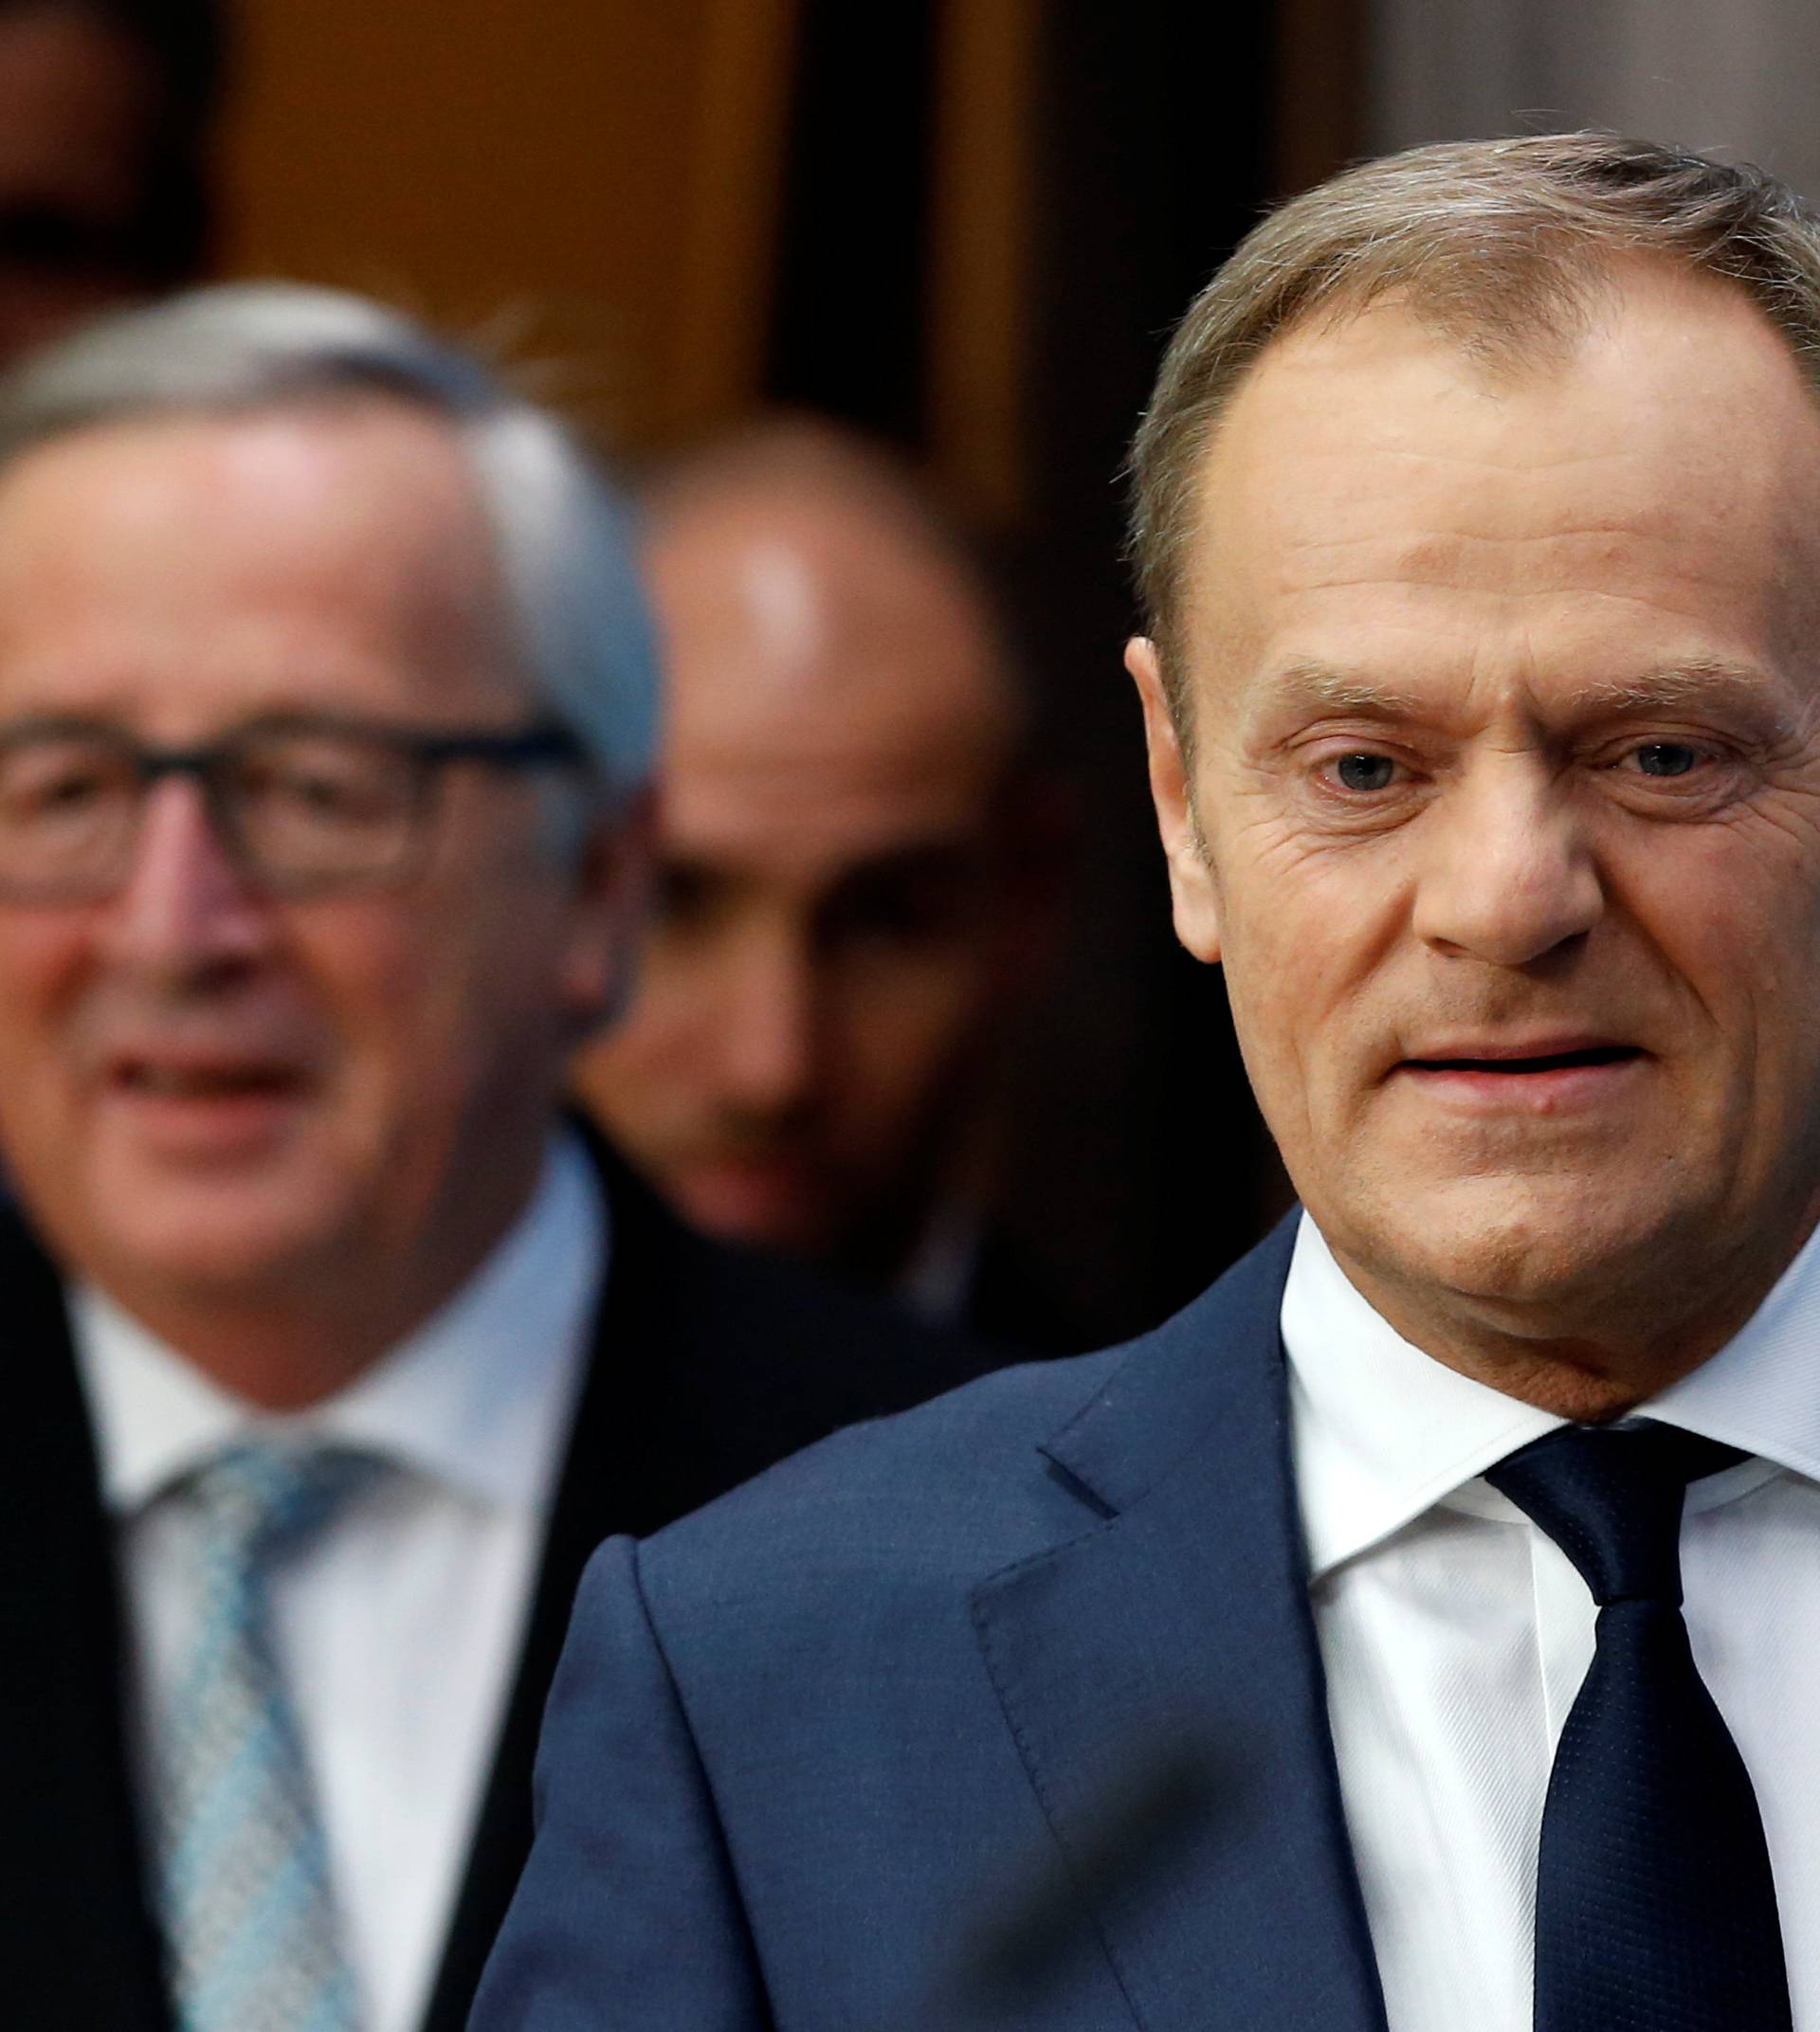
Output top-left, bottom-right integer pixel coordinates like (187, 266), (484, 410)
(0, 281), (660, 807)
(1128, 132), (1820, 735)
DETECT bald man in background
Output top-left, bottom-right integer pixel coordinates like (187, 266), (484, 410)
(571, 422), (1080, 1350)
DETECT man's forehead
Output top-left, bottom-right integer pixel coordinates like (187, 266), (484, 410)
(1208, 263), (1813, 484)
(0, 398), (479, 519)
(662, 706), (999, 866)
(649, 486), (1014, 752)
(0, 402), (517, 713)
(1176, 265), (1820, 693)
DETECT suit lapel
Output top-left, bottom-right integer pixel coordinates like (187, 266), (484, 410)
(0, 1217), (171, 2031)
(970, 1224), (1388, 2032)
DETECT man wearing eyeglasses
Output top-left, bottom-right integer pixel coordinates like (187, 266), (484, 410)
(0, 282), (993, 2032)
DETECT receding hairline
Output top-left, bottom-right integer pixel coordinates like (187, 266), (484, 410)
(1127, 133), (1820, 754)
(1156, 246), (1789, 620)
(1179, 250), (1820, 655)
(645, 418), (999, 639)
(644, 418), (1030, 755)
(0, 384), (522, 653)
(0, 281), (662, 804)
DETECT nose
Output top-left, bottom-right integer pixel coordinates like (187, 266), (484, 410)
(711, 923), (821, 1120)
(1411, 757), (1603, 968)
(102, 776), (275, 983)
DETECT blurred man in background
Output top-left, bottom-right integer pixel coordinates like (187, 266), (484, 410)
(0, 287), (990, 2032)
(572, 422), (1079, 1347)
(0, 0), (221, 364)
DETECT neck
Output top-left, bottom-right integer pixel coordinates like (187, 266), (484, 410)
(1330, 1206), (1820, 1424)
(122, 1297), (435, 1409)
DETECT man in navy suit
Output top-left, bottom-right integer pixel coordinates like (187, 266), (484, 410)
(475, 132), (1820, 2030)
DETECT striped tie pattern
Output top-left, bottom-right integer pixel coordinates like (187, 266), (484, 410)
(155, 1442), (377, 2032)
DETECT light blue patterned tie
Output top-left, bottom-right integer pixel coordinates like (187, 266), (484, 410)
(155, 1442), (377, 2032)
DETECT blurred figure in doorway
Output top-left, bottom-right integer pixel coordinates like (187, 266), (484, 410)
(0, 291), (992, 2032)
(572, 421), (1083, 1348)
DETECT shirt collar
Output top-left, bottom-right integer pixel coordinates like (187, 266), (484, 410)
(1282, 1208), (1820, 1583)
(72, 1129), (606, 1518)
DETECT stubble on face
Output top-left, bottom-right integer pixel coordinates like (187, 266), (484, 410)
(1158, 263), (1820, 1410)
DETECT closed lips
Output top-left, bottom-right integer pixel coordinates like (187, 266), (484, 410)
(112, 1059), (305, 1095)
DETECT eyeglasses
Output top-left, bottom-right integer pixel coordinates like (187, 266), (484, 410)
(0, 713), (592, 901)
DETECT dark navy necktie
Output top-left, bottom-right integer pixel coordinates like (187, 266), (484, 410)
(1485, 1423), (1793, 2032)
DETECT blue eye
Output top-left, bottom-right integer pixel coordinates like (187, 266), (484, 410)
(1335, 753), (1396, 791)
(1633, 742), (1700, 777)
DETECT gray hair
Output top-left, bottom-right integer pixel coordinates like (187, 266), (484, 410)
(1128, 132), (1820, 739)
(0, 281), (659, 807)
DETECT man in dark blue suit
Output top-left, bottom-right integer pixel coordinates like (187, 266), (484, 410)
(475, 133), (1820, 2031)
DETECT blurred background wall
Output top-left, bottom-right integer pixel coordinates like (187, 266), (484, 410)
(188, 0), (1820, 1338)
(204, 0), (1293, 1342)
(1368, 0), (1820, 199)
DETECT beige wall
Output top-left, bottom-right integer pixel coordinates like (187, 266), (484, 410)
(1366, 0), (1820, 205)
(215, 0), (798, 451)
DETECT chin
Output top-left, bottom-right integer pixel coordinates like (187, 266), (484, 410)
(1339, 1168), (1694, 1317)
(82, 1179), (355, 1303)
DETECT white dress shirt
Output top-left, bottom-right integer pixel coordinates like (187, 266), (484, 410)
(1283, 1211), (1820, 2032)
(72, 1132), (605, 2032)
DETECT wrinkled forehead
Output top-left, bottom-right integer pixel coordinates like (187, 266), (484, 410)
(0, 403), (523, 726)
(1180, 266), (1820, 703)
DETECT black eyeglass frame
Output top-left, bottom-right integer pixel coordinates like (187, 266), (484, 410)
(0, 711), (594, 901)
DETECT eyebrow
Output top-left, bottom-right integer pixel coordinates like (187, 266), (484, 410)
(1556, 659), (1781, 716)
(1254, 654), (1789, 725)
(1256, 661), (1426, 719)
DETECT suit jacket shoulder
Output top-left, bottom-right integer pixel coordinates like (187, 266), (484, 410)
(475, 1216), (1389, 2032)
(639, 1207), (1297, 1604)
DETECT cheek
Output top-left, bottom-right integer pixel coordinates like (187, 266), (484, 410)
(1608, 826), (1811, 1063)
(282, 895), (530, 1128)
(834, 953), (992, 1114)
(0, 915), (100, 1143)
(571, 968), (708, 1136)
(1220, 859), (1396, 1084)
(0, 913), (91, 1035)
(584, 936), (730, 1095)
(285, 907), (413, 1045)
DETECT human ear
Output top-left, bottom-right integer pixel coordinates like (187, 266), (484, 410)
(1126, 636), (1223, 964)
(557, 785), (655, 1036)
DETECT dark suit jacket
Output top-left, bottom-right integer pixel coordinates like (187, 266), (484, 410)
(472, 1216), (1392, 2032)
(963, 1223), (1111, 1354)
(0, 1130), (998, 2032)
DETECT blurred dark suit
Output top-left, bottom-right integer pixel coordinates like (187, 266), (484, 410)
(1, 1127), (1000, 2032)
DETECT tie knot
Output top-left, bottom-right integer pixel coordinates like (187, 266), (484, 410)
(176, 1439), (381, 1568)
(1484, 1422), (1745, 1606)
